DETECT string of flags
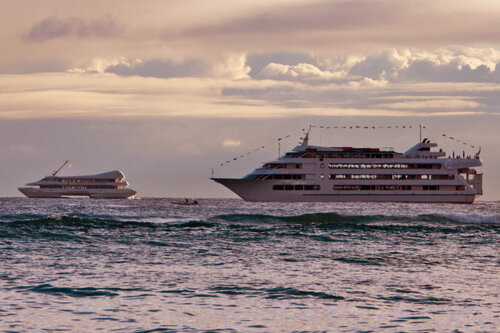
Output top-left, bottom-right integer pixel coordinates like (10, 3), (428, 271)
(312, 125), (480, 151)
(218, 135), (293, 167)
(305, 125), (418, 130)
(299, 124), (422, 144)
(441, 133), (478, 149)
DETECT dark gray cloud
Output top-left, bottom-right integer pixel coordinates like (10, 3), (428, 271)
(396, 61), (495, 83)
(184, 1), (404, 36)
(348, 52), (401, 79)
(178, 0), (500, 49)
(105, 58), (210, 78)
(25, 15), (122, 41)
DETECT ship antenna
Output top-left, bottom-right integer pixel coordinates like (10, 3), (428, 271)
(52, 160), (70, 176)
(419, 124), (422, 143)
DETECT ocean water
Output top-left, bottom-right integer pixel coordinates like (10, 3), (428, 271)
(0, 198), (498, 332)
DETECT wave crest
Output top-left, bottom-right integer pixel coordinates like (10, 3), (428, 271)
(212, 212), (499, 225)
(1, 212), (498, 229)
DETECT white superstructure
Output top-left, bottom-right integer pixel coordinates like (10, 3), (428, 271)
(19, 161), (137, 199)
(212, 129), (483, 203)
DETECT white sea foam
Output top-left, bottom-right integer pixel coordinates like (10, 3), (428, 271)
(437, 213), (500, 224)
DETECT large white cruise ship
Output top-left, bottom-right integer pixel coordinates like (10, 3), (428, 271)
(212, 129), (483, 203)
(19, 161), (137, 199)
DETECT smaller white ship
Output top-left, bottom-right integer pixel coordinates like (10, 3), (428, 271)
(18, 161), (137, 199)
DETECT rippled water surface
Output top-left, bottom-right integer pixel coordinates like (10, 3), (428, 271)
(0, 198), (499, 332)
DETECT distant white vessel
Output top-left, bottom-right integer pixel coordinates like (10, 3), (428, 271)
(19, 161), (137, 199)
(212, 127), (483, 203)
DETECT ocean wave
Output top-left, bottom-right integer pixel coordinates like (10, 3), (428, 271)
(0, 212), (498, 231)
(430, 213), (500, 224)
(14, 284), (134, 297)
(212, 212), (500, 225)
(208, 285), (344, 300)
(0, 214), (207, 228)
(214, 212), (387, 224)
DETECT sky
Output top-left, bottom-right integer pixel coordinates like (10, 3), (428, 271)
(0, 0), (499, 200)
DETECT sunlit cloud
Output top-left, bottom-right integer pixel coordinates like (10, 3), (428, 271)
(256, 63), (346, 81)
(223, 139), (241, 147)
(377, 99), (482, 110)
(68, 54), (250, 80)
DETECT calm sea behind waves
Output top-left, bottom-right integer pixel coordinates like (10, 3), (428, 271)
(0, 198), (499, 332)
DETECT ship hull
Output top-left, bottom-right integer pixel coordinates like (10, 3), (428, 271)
(212, 178), (476, 203)
(18, 187), (136, 199)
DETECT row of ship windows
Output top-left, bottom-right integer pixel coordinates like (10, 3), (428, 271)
(333, 185), (465, 191)
(286, 153), (395, 159)
(264, 164), (302, 169)
(40, 185), (123, 189)
(264, 163), (442, 170)
(46, 178), (119, 183)
(272, 185), (466, 191)
(272, 185), (321, 191)
(328, 163), (441, 169)
(256, 174), (454, 180)
(331, 174), (454, 180)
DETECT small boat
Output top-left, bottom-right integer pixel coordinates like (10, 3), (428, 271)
(171, 199), (199, 206)
(18, 161), (137, 199)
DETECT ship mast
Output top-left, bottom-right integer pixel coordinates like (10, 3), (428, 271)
(52, 160), (70, 176)
(301, 125), (313, 147)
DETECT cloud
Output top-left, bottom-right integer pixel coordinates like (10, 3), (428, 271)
(62, 48), (500, 84)
(2, 47), (500, 120)
(250, 48), (500, 84)
(348, 77), (388, 88)
(211, 54), (251, 80)
(0, 59), (70, 74)
(396, 61), (493, 83)
(178, 0), (500, 51)
(25, 15), (122, 41)
(103, 58), (209, 78)
(223, 139), (241, 147)
(72, 54), (250, 80)
(347, 48), (500, 83)
(376, 98), (483, 110)
(256, 63), (346, 81)
(246, 51), (319, 77)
